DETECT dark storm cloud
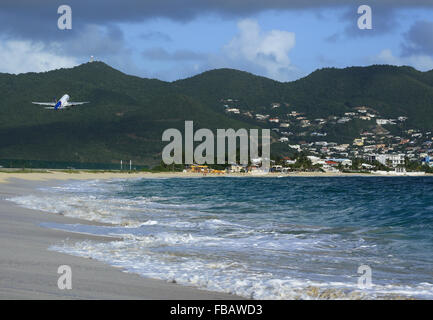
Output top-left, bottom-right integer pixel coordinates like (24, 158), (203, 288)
(1, 0), (432, 63)
(54, 24), (128, 57)
(341, 5), (399, 36)
(402, 21), (433, 56)
(1, 0), (433, 38)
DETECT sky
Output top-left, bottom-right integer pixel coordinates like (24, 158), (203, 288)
(1, 1), (433, 82)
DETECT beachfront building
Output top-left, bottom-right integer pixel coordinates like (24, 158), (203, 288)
(362, 163), (374, 169)
(366, 154), (405, 168)
(322, 162), (339, 173)
(189, 164), (210, 173)
(307, 156), (326, 166)
(251, 157), (263, 166)
(285, 158), (296, 165)
(271, 165), (283, 172)
(229, 164), (244, 173)
(328, 158), (352, 167)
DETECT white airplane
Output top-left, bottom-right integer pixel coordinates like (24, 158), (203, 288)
(32, 94), (89, 110)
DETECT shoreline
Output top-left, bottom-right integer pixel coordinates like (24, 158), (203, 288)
(0, 178), (243, 299)
(1, 170), (432, 184)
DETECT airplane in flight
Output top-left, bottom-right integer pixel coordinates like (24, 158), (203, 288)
(32, 94), (89, 110)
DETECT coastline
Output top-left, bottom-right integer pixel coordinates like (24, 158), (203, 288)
(1, 170), (431, 184)
(0, 178), (243, 299)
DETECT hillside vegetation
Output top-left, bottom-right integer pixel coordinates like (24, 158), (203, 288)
(0, 62), (432, 166)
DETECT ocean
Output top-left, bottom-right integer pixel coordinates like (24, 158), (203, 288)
(9, 176), (433, 299)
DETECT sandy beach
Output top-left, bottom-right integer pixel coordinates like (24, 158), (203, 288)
(0, 169), (423, 185)
(0, 177), (243, 299)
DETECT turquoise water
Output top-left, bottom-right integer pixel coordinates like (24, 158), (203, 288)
(10, 177), (433, 299)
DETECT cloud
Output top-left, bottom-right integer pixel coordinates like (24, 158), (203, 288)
(323, 4), (402, 44)
(0, 23), (138, 75)
(368, 20), (433, 73)
(341, 5), (399, 37)
(372, 49), (433, 71)
(1, 1), (433, 41)
(0, 40), (78, 74)
(221, 19), (297, 81)
(50, 24), (128, 57)
(2, 2), (433, 79)
(402, 20), (433, 56)
(139, 31), (172, 42)
(142, 47), (207, 61)
(140, 19), (300, 81)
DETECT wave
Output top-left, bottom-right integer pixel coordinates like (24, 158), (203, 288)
(8, 177), (433, 300)
(50, 238), (433, 300)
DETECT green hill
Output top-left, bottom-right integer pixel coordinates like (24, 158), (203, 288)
(177, 65), (433, 129)
(0, 62), (433, 167)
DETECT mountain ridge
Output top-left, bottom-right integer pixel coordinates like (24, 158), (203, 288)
(1, 62), (433, 166)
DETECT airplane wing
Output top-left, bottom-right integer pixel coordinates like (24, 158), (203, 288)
(32, 102), (56, 106)
(67, 102), (89, 106)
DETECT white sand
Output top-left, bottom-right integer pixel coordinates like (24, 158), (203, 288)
(0, 170), (411, 185)
(0, 178), (242, 299)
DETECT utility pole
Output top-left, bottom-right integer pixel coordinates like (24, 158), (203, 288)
(120, 160), (123, 171)
(129, 160), (132, 171)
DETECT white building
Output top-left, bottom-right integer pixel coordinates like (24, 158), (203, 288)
(361, 163), (374, 169)
(367, 154), (405, 167)
(226, 108), (240, 114)
(229, 164), (243, 173)
(328, 158), (352, 167)
(285, 159), (296, 165)
(376, 119), (396, 125)
(288, 145), (301, 151)
(255, 114), (269, 120)
(251, 157), (263, 166)
(307, 156), (324, 165)
(315, 141), (328, 146)
(337, 117), (351, 123)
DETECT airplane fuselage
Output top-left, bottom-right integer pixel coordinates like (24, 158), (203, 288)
(55, 94), (70, 110)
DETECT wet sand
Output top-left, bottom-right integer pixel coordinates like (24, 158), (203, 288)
(0, 178), (243, 299)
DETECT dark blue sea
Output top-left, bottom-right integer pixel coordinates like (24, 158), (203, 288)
(10, 177), (433, 299)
